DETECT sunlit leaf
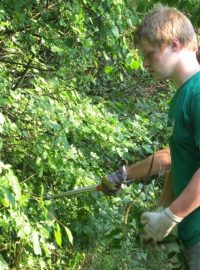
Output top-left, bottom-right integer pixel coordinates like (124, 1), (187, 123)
(54, 223), (62, 247)
(0, 254), (8, 270)
(111, 26), (120, 38)
(64, 226), (73, 245)
(32, 231), (42, 255)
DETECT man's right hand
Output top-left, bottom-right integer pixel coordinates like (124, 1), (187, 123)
(101, 166), (127, 195)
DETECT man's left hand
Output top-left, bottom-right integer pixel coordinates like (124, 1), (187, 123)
(101, 165), (127, 195)
(141, 207), (183, 242)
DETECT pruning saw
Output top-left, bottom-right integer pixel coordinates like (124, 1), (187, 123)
(38, 177), (133, 200)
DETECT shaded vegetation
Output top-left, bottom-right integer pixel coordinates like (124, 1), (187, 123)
(0, 0), (199, 269)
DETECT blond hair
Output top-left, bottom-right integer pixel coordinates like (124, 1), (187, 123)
(136, 5), (197, 51)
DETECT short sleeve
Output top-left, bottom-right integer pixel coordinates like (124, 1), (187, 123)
(191, 93), (200, 147)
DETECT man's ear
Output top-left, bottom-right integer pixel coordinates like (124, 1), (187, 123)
(196, 45), (200, 64)
(171, 39), (181, 51)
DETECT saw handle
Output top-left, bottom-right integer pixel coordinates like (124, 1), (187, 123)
(96, 181), (119, 195)
(96, 183), (103, 191)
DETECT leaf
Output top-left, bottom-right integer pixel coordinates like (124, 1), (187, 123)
(142, 144), (153, 154)
(40, 226), (50, 239)
(126, 53), (140, 69)
(104, 66), (113, 74)
(129, 59), (140, 69)
(0, 254), (8, 270)
(32, 231), (42, 255)
(83, 38), (93, 48)
(111, 26), (120, 38)
(119, 72), (124, 81)
(0, 113), (4, 125)
(0, 139), (3, 150)
(64, 226), (73, 245)
(164, 242), (181, 253)
(54, 223), (62, 247)
(4, 188), (16, 207)
(7, 172), (21, 200)
(103, 51), (110, 61)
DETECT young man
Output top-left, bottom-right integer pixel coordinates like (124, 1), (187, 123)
(102, 5), (200, 269)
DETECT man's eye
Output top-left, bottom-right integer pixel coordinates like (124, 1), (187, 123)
(141, 51), (154, 61)
(146, 52), (153, 58)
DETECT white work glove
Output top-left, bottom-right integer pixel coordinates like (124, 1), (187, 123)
(141, 207), (183, 242)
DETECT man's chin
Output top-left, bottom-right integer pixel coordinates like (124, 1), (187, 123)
(151, 72), (166, 81)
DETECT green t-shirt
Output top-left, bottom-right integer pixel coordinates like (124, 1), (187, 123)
(168, 71), (200, 247)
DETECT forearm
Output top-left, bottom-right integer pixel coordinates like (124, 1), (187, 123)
(158, 170), (174, 207)
(126, 147), (171, 180)
(170, 168), (200, 218)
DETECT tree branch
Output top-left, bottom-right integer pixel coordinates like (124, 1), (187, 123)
(11, 59), (33, 90)
(0, 59), (55, 72)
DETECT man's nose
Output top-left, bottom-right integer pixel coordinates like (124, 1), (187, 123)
(143, 57), (150, 69)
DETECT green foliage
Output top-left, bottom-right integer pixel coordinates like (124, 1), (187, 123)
(0, 78), (180, 269)
(0, 0), (196, 269)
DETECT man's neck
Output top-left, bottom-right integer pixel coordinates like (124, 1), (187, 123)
(171, 51), (200, 88)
